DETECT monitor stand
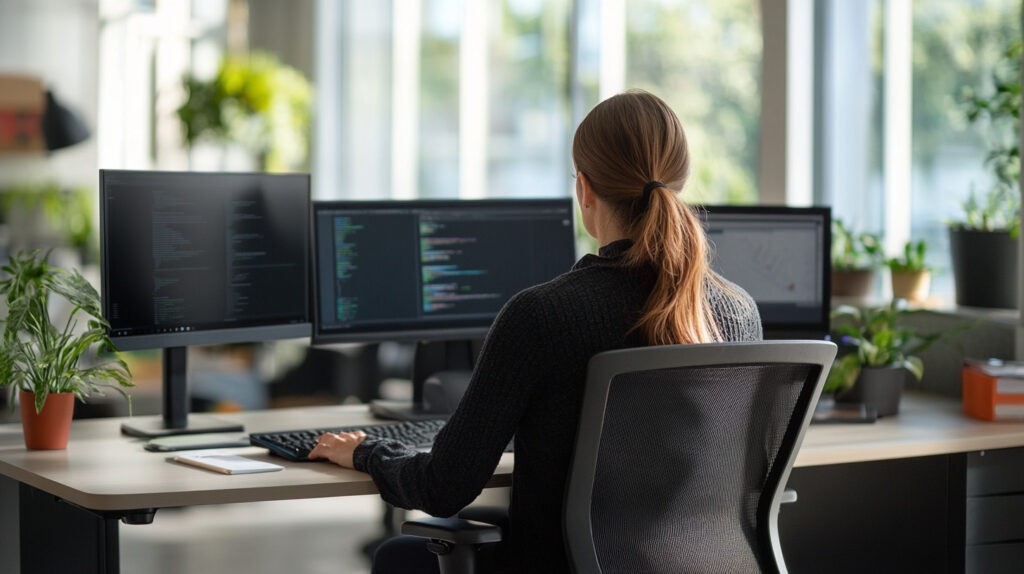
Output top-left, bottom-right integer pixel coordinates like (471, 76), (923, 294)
(120, 347), (245, 438)
(370, 339), (479, 421)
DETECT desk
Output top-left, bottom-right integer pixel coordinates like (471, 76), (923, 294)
(783, 392), (1024, 574)
(0, 405), (513, 573)
(0, 393), (1021, 573)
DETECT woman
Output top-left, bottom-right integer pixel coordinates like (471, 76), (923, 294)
(309, 90), (762, 573)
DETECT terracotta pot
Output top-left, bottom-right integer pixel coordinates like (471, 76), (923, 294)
(831, 268), (876, 297)
(19, 391), (75, 450)
(891, 270), (931, 302)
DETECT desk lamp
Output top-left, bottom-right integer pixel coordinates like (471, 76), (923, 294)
(41, 90), (89, 151)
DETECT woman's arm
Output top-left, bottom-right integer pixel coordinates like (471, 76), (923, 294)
(333, 288), (556, 517)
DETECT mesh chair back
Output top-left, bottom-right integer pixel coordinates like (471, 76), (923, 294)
(564, 341), (836, 574)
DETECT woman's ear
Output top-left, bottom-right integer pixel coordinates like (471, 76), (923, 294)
(577, 172), (595, 208)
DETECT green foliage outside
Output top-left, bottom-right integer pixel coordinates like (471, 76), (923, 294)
(0, 251), (132, 414)
(957, 37), (1021, 234)
(0, 183), (95, 260)
(832, 218), (883, 271)
(908, 1), (1020, 235)
(624, 0), (761, 205)
(177, 52), (312, 172)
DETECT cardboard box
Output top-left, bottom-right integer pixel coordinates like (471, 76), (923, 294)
(962, 359), (1024, 421)
(0, 74), (45, 152)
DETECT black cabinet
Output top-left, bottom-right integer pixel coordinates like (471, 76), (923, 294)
(780, 447), (1024, 574)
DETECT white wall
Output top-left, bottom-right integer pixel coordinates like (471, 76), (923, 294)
(0, 0), (100, 189)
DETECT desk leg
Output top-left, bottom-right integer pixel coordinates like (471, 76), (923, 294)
(19, 483), (120, 574)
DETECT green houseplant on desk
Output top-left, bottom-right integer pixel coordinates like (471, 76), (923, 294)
(0, 251), (133, 449)
(826, 303), (945, 417)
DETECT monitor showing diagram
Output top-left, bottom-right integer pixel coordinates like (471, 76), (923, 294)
(701, 205), (831, 339)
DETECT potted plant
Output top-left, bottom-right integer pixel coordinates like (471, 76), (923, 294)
(886, 239), (931, 303)
(831, 218), (883, 298)
(825, 302), (947, 417)
(177, 51), (312, 172)
(0, 182), (97, 265)
(949, 37), (1020, 309)
(0, 250), (133, 449)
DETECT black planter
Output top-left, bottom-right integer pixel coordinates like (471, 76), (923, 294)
(838, 366), (906, 417)
(948, 228), (1018, 309)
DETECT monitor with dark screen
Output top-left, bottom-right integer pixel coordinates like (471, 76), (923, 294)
(100, 169), (311, 437)
(312, 198), (576, 344)
(700, 205), (831, 339)
(311, 198), (576, 419)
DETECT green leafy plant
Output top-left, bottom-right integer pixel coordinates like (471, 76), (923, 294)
(955, 37), (1021, 236)
(0, 251), (132, 413)
(177, 51), (312, 172)
(825, 303), (948, 393)
(885, 239), (929, 273)
(831, 219), (883, 271)
(0, 183), (95, 260)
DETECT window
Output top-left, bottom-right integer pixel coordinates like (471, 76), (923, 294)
(910, 0), (1019, 297)
(315, 0), (762, 207)
(818, 0), (1019, 301)
(623, 0), (762, 205)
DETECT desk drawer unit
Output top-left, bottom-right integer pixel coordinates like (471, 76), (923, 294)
(966, 449), (1024, 574)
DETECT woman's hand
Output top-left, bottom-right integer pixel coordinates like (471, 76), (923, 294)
(307, 431), (368, 468)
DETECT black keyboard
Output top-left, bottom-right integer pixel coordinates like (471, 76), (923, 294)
(250, 418), (448, 461)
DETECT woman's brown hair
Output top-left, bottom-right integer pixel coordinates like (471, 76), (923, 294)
(572, 89), (724, 345)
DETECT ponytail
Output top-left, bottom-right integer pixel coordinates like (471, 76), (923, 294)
(572, 89), (736, 345)
(623, 188), (722, 345)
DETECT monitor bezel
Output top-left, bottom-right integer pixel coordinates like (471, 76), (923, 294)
(310, 197), (577, 346)
(699, 204), (832, 338)
(99, 169), (313, 352)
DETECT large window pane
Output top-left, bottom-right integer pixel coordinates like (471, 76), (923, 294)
(418, 0), (461, 198)
(488, 0), (572, 198)
(911, 0), (1019, 298)
(323, 0), (762, 204)
(624, 0), (762, 204)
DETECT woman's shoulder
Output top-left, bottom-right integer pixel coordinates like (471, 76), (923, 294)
(502, 260), (631, 315)
(707, 272), (763, 341)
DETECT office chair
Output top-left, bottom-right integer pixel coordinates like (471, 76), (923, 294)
(402, 340), (837, 574)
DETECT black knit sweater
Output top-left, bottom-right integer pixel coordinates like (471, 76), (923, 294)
(353, 239), (763, 572)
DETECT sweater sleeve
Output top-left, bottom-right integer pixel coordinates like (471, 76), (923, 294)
(352, 288), (556, 517)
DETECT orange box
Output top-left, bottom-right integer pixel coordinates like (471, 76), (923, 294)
(962, 361), (1024, 421)
(0, 74), (45, 152)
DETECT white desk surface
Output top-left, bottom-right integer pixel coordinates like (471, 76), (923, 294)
(795, 391), (1024, 467)
(0, 392), (1022, 512)
(0, 405), (513, 512)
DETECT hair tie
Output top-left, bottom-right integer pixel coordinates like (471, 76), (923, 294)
(642, 180), (664, 210)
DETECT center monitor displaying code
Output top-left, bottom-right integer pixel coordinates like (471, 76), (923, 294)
(312, 198), (576, 344)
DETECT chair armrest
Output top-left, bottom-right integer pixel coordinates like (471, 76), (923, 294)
(401, 517), (503, 545)
(781, 488), (798, 504)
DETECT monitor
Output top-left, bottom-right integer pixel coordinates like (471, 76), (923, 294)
(312, 198), (576, 344)
(100, 169), (311, 437)
(311, 198), (576, 418)
(700, 205), (831, 339)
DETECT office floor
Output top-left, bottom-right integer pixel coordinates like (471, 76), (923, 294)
(120, 495), (382, 574)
